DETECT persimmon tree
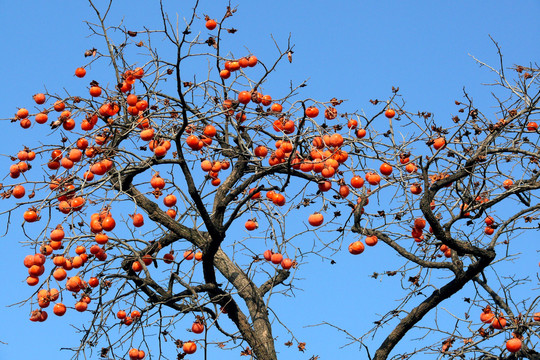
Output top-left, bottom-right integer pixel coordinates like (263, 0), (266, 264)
(3, 1), (540, 359)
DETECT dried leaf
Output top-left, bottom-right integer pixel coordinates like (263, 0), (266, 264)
(136, 41), (144, 47)
(100, 347), (110, 358)
(84, 48), (97, 57)
(284, 341), (293, 347)
(287, 51), (293, 63)
(205, 37), (217, 49)
(127, 30), (137, 37)
(240, 347), (252, 356)
(330, 97), (344, 106)
(441, 338), (454, 353)
(408, 276), (420, 286)
(226, 28), (237, 33)
(224, 6), (236, 18)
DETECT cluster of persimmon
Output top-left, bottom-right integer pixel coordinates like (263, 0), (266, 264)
(25, 245), (100, 321)
(484, 216), (496, 235)
(263, 250), (294, 270)
(9, 148), (35, 183)
(411, 218), (427, 244)
(219, 55), (258, 80)
(184, 124), (217, 152)
(183, 249), (203, 261)
(199, 157), (230, 187)
(128, 348), (146, 360)
(478, 306), (529, 354)
(117, 309), (141, 327)
(348, 235), (378, 255)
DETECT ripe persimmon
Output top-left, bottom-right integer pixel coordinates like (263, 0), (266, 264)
(410, 183), (422, 195)
(385, 109), (396, 118)
(433, 137), (446, 150)
(192, 322), (204, 334)
(238, 91), (251, 104)
(380, 163), (393, 176)
(75, 301), (88, 312)
(12, 185), (25, 198)
(89, 86), (102, 97)
(247, 55), (258, 67)
(350, 175), (365, 188)
(281, 258), (293, 269)
(308, 213), (324, 226)
(23, 209), (38, 222)
(305, 106), (319, 118)
(163, 252), (175, 264)
(33, 93), (46, 104)
(183, 341), (197, 354)
(270, 253), (283, 264)
(270, 103), (282, 113)
(132, 261), (143, 272)
(356, 128), (366, 138)
(205, 19), (217, 30)
(263, 250), (273, 261)
(35, 112), (48, 124)
(245, 219), (258, 231)
(365, 235), (378, 246)
(53, 303), (66, 316)
(75, 67), (86, 78)
(527, 122), (538, 131)
(184, 250), (194, 260)
(16, 108), (29, 119)
(219, 69), (230, 79)
(164, 194), (177, 207)
(506, 337), (521, 353)
(348, 241), (365, 255)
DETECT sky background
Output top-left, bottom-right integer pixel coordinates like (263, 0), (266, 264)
(1, 0), (539, 359)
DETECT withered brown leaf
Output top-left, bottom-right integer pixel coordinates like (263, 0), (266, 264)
(84, 48), (97, 57)
(330, 97), (344, 106)
(205, 37), (217, 49)
(240, 346), (252, 356)
(100, 347), (110, 358)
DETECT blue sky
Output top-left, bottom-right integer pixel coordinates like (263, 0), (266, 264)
(1, 1), (539, 359)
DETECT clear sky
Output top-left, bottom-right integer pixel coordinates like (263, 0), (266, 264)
(1, 1), (539, 359)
